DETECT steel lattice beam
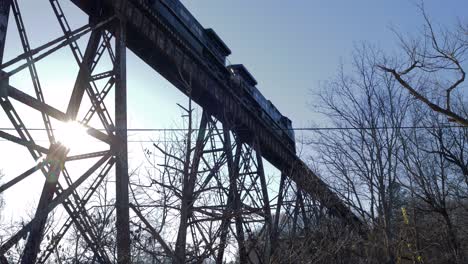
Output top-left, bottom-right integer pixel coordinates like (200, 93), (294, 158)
(0, 1), (124, 263)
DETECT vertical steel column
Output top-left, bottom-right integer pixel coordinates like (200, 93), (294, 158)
(216, 123), (235, 263)
(292, 192), (300, 236)
(272, 172), (286, 250)
(254, 142), (273, 261)
(114, 15), (130, 264)
(298, 191), (310, 231)
(232, 139), (248, 263)
(0, 0), (10, 63)
(216, 122), (234, 264)
(217, 127), (247, 263)
(292, 190), (308, 235)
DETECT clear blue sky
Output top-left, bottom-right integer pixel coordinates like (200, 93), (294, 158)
(0, 0), (467, 223)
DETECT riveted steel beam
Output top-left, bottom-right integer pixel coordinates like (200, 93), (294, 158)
(114, 13), (130, 264)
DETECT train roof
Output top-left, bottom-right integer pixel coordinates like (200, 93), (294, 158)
(228, 64), (258, 86)
(205, 28), (231, 56)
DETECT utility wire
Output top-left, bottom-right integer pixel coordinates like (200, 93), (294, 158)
(0, 125), (463, 144)
(0, 125), (464, 132)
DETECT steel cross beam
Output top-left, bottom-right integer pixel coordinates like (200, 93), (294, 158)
(0, 90), (112, 263)
(49, 0), (115, 133)
(0, 1), (131, 263)
(0, 95), (110, 263)
(234, 138), (276, 264)
(49, 0), (113, 96)
(0, 154), (112, 257)
(36, 157), (116, 264)
(10, 5), (114, 255)
(216, 125), (248, 263)
(11, 0), (55, 143)
(21, 144), (69, 264)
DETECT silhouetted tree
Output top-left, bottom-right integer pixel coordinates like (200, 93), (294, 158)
(308, 44), (411, 263)
(398, 101), (468, 264)
(378, 3), (468, 126)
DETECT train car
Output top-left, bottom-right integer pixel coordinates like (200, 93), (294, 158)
(145, 0), (231, 66)
(228, 64), (257, 86)
(227, 64), (295, 148)
(146, 0), (203, 54)
(228, 65), (268, 112)
(281, 116), (295, 144)
(266, 100), (282, 124)
(204, 28), (231, 66)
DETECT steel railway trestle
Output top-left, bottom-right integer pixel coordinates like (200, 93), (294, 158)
(0, 0), (364, 263)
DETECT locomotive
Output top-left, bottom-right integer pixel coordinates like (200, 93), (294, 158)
(143, 0), (295, 149)
(227, 64), (295, 146)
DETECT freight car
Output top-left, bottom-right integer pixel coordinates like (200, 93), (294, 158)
(144, 0), (231, 67)
(228, 64), (295, 147)
(142, 0), (296, 149)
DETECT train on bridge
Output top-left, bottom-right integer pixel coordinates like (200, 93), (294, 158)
(142, 0), (296, 149)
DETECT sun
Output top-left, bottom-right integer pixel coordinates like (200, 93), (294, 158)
(55, 121), (90, 151)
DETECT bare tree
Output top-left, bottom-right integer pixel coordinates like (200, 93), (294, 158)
(398, 101), (468, 264)
(307, 44), (412, 263)
(246, 210), (363, 264)
(129, 102), (226, 263)
(378, 3), (468, 126)
(306, 33), (467, 263)
(130, 101), (197, 262)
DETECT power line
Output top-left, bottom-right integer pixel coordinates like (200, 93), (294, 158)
(0, 125), (463, 144)
(0, 125), (464, 132)
(0, 124), (464, 144)
(0, 139), (201, 143)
